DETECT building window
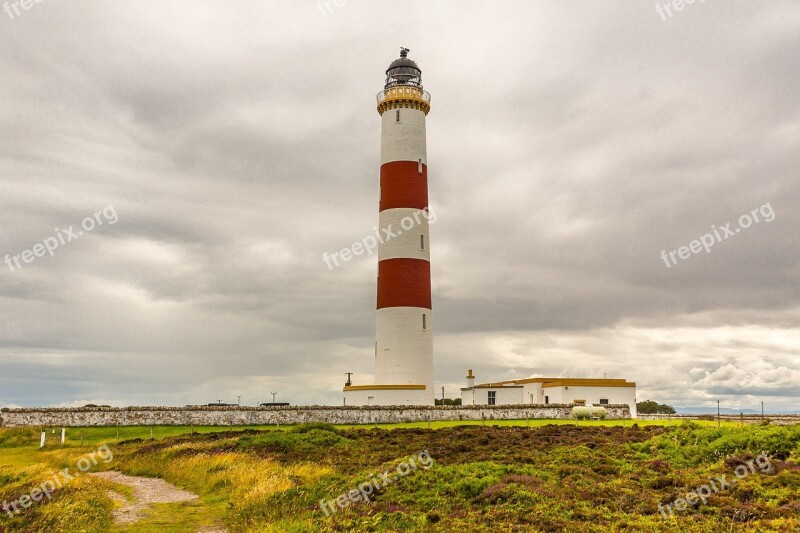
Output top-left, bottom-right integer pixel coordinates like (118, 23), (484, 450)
(420, 235), (425, 250)
(488, 391), (496, 405)
(422, 313), (426, 330)
(544, 395), (549, 404)
(396, 110), (400, 122)
(418, 158), (423, 174)
(599, 398), (609, 405)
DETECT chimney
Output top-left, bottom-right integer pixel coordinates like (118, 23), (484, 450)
(466, 369), (475, 388)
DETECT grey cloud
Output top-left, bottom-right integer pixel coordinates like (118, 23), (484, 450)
(0, 1), (798, 410)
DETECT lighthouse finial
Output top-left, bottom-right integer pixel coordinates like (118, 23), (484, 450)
(400, 47), (410, 58)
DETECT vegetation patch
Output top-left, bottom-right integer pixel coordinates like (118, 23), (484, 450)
(0, 421), (797, 531)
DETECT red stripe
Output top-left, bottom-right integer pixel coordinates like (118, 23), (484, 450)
(377, 258), (431, 309)
(380, 161), (428, 212)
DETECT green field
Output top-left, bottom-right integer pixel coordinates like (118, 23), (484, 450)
(0, 418), (746, 453)
(1, 419), (798, 532)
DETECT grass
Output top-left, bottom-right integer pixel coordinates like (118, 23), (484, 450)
(0, 419), (796, 532)
(1, 417), (743, 452)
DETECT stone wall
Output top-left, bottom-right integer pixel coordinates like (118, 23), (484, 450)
(637, 413), (800, 426)
(0, 404), (632, 428)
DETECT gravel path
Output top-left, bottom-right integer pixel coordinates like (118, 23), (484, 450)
(90, 471), (212, 527)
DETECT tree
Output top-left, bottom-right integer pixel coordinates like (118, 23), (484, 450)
(435, 398), (462, 406)
(637, 400), (676, 414)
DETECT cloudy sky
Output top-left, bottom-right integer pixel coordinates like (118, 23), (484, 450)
(1, 1), (798, 411)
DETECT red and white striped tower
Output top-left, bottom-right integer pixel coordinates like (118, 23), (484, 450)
(344, 48), (433, 406)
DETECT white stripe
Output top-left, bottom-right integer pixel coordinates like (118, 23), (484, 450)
(375, 307), (434, 391)
(378, 208), (430, 261)
(381, 107), (427, 165)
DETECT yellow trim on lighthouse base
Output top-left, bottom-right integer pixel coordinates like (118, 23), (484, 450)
(343, 384), (427, 391)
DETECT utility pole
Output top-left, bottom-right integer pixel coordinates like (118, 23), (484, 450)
(237, 395), (241, 406)
(717, 400), (720, 428)
(761, 401), (764, 418)
(271, 392), (277, 404)
(441, 386), (445, 402)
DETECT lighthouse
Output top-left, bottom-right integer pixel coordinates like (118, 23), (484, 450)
(343, 48), (434, 406)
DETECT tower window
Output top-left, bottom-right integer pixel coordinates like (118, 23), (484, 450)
(488, 391), (496, 405)
(418, 158), (422, 174)
(396, 110), (400, 122)
(420, 235), (424, 250)
(422, 313), (427, 330)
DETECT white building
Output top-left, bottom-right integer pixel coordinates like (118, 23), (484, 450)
(461, 370), (638, 417)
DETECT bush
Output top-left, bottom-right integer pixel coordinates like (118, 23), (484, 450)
(637, 400), (676, 414)
(291, 422), (339, 435)
(237, 429), (347, 453)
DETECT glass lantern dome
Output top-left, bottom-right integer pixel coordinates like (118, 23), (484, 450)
(384, 48), (422, 89)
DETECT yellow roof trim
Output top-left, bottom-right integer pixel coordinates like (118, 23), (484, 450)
(474, 378), (636, 388)
(343, 385), (427, 391)
(542, 379), (636, 388)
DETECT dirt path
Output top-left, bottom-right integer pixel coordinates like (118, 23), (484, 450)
(90, 471), (225, 531)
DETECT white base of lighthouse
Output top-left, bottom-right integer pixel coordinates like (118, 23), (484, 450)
(343, 385), (431, 406)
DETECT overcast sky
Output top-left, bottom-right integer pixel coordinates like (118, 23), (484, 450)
(1, 1), (798, 411)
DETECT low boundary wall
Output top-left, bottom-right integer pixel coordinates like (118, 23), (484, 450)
(0, 404), (632, 427)
(638, 413), (800, 426)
